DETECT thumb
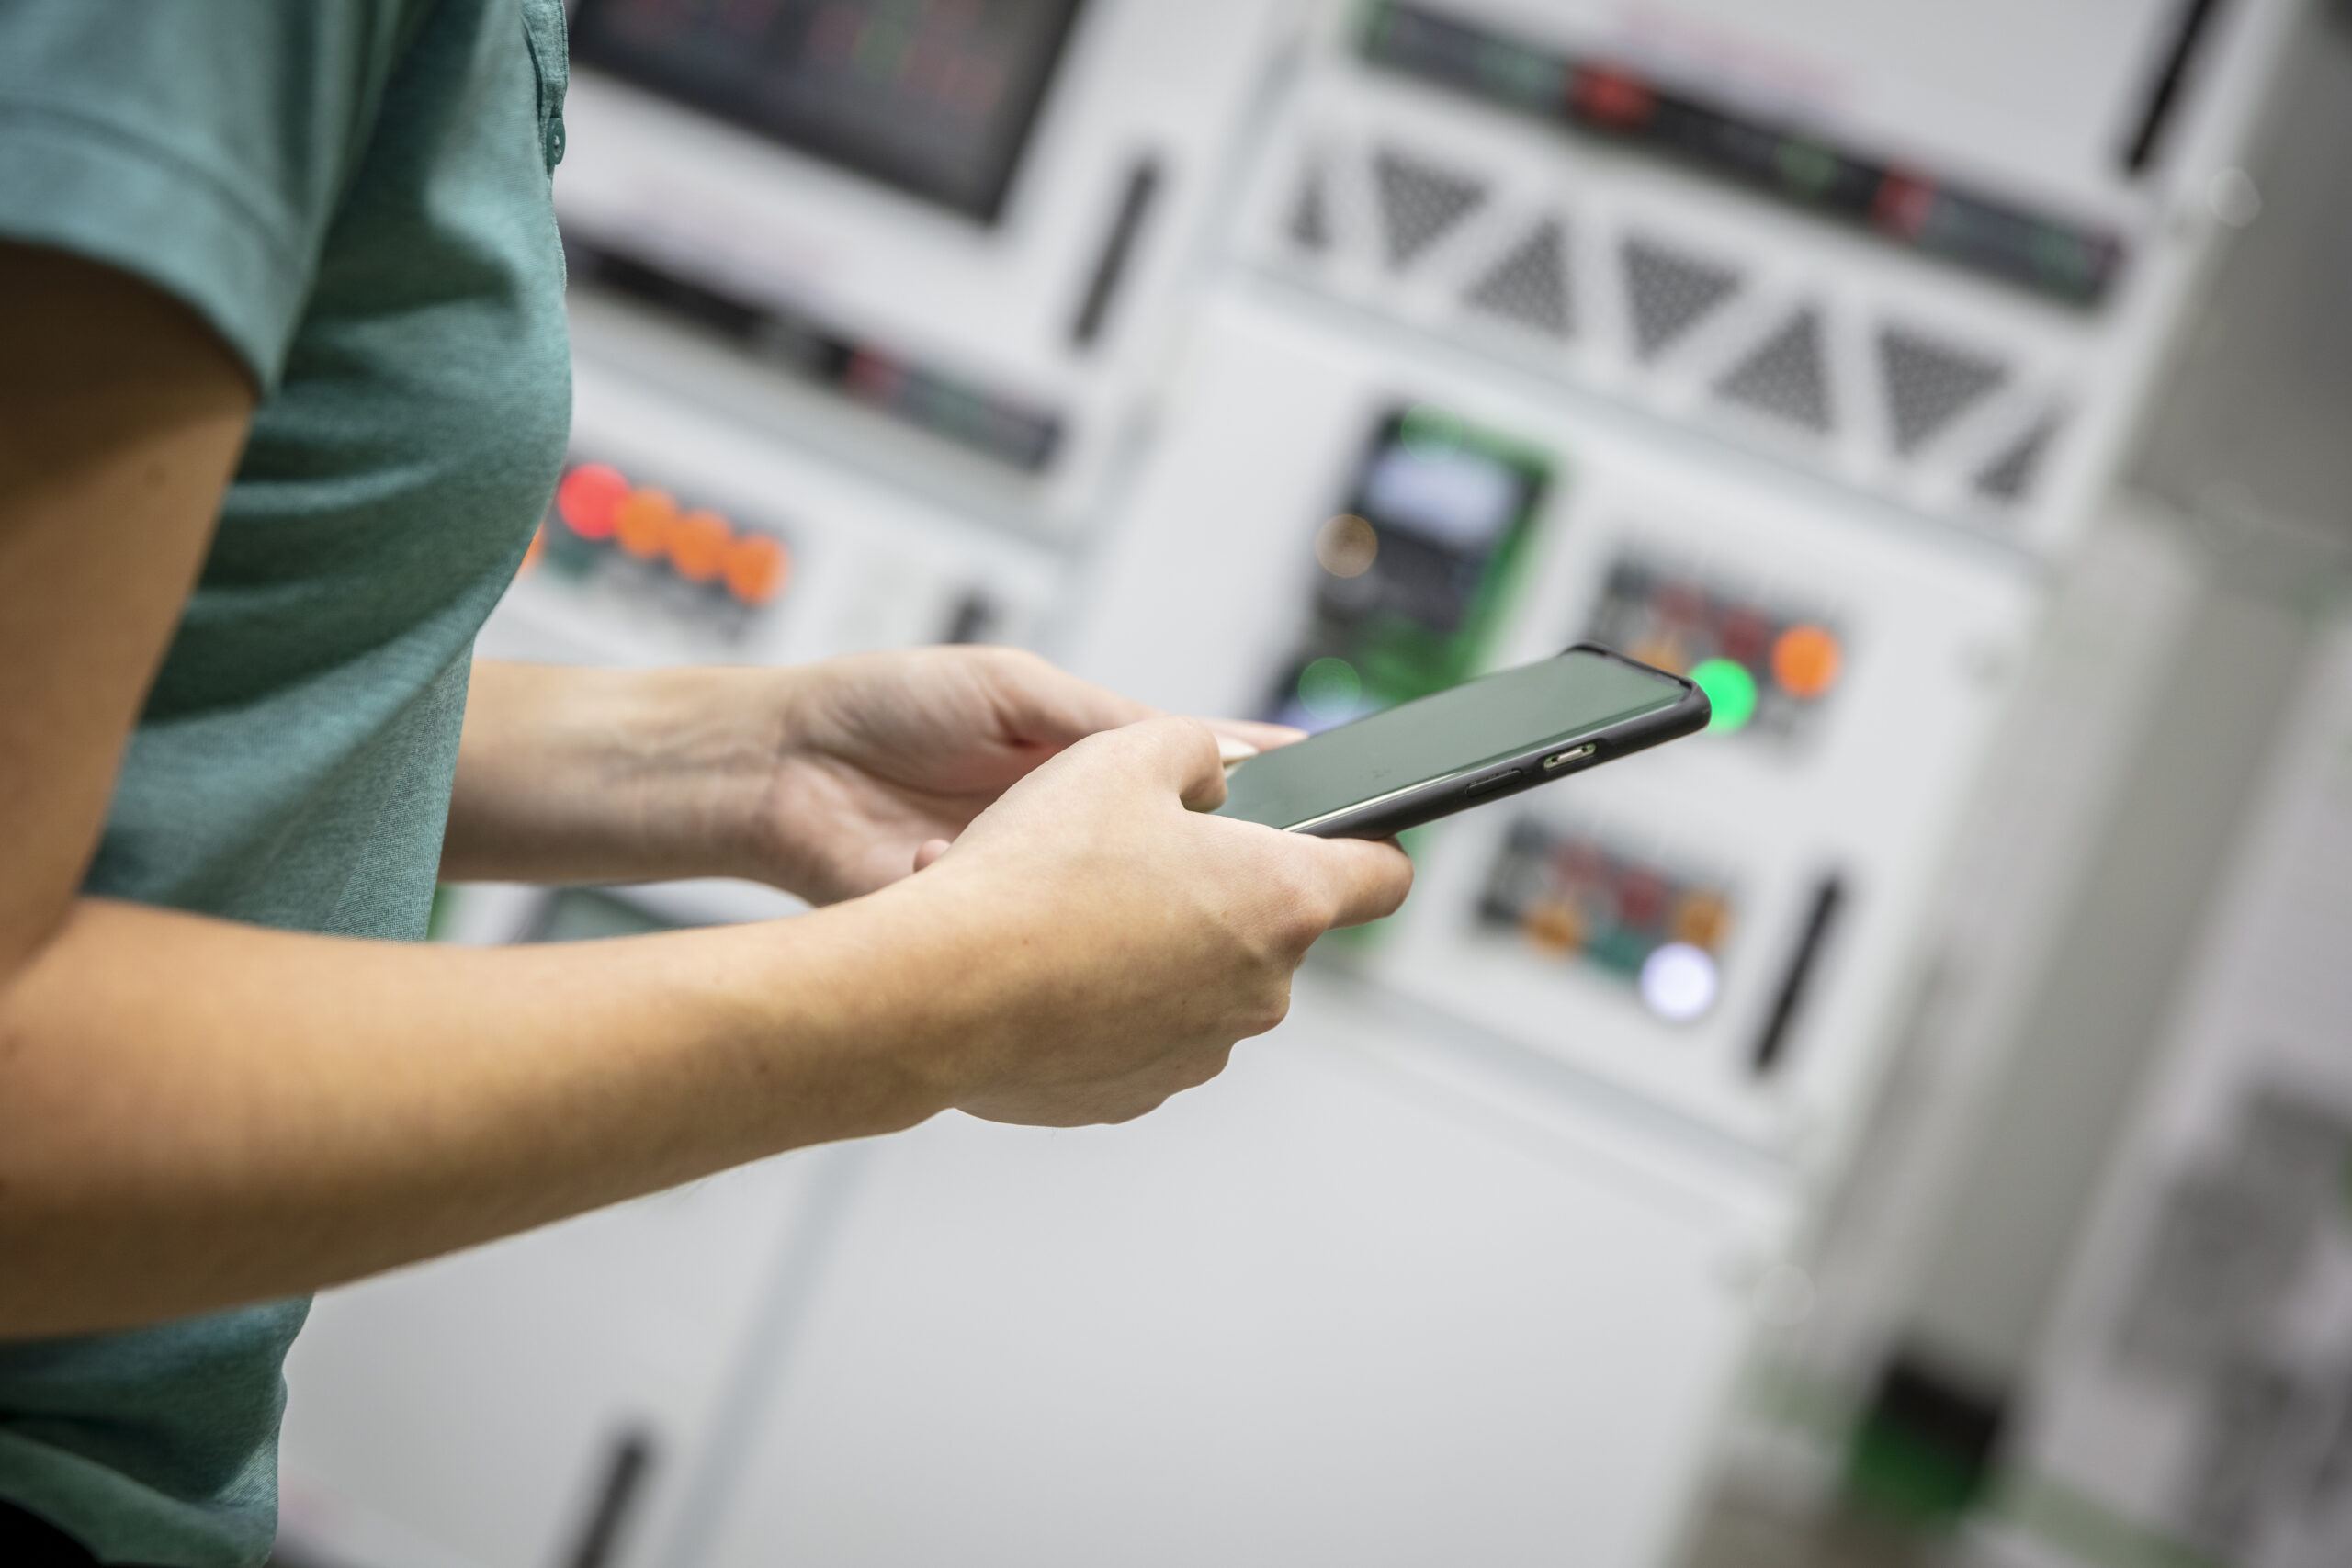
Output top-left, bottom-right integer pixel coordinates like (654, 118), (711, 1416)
(1293, 834), (1416, 928)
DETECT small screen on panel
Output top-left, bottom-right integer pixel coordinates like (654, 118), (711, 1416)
(571, 0), (1087, 222)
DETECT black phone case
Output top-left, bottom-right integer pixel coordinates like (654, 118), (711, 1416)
(1292, 643), (1711, 840)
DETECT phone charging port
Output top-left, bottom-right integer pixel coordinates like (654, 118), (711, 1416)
(1542, 743), (1597, 772)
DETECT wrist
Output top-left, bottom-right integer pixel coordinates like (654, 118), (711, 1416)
(446, 661), (806, 888)
(756, 875), (1012, 1134)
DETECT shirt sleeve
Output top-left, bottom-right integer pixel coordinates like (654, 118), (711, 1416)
(0, 3), (414, 392)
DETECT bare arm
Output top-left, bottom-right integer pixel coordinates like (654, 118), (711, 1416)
(0, 239), (252, 975)
(0, 244), (1412, 1339)
(441, 650), (1304, 903)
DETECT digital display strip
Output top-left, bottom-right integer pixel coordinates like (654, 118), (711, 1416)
(571, 0), (1087, 223)
(1357, 1), (2127, 307)
(567, 239), (1064, 472)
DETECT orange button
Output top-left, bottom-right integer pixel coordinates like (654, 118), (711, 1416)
(556, 464), (628, 540)
(1771, 624), (1842, 698)
(614, 488), (678, 560)
(517, 525), (546, 578)
(1521, 897), (1587, 956)
(722, 533), (790, 605)
(668, 509), (732, 584)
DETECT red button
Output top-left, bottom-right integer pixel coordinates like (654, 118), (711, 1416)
(556, 464), (629, 540)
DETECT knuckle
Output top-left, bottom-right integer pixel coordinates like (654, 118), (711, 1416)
(992, 646), (1053, 681)
(1239, 975), (1294, 1038)
(1271, 872), (1332, 949)
(1102, 1092), (1168, 1126)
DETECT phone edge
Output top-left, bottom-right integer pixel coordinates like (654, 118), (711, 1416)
(1291, 644), (1711, 840)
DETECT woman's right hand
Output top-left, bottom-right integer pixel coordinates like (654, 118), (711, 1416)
(880, 716), (1414, 1128)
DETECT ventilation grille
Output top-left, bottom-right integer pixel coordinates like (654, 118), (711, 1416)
(1623, 238), (1740, 361)
(1880, 329), (2007, 456)
(1976, 417), (2057, 504)
(1464, 219), (1572, 337)
(1266, 134), (2072, 530)
(1715, 309), (1832, 434)
(1373, 149), (1487, 269)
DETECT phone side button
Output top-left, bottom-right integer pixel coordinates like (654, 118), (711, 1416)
(1464, 769), (1526, 799)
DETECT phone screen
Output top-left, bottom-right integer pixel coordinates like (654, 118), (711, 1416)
(1218, 649), (1689, 831)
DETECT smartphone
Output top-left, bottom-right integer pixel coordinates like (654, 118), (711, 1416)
(1216, 644), (1707, 838)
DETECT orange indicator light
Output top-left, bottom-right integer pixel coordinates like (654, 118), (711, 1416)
(1314, 514), (1379, 578)
(556, 464), (628, 540)
(722, 533), (790, 605)
(614, 488), (678, 560)
(668, 510), (732, 583)
(1771, 624), (1842, 698)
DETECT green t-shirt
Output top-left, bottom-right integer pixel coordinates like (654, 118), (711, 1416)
(0, 3), (572, 1562)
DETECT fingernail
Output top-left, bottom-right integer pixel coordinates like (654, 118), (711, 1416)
(1217, 736), (1260, 764)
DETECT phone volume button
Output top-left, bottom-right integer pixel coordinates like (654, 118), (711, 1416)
(1464, 768), (1526, 799)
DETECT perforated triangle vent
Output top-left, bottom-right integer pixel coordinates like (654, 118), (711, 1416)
(1976, 418), (2057, 504)
(1373, 150), (1487, 270)
(1716, 309), (1832, 434)
(1623, 238), (1739, 360)
(1464, 220), (1572, 337)
(1880, 329), (2007, 456)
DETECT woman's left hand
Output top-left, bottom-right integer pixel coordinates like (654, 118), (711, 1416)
(443, 649), (1297, 905)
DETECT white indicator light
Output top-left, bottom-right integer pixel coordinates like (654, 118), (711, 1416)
(1639, 942), (1718, 1021)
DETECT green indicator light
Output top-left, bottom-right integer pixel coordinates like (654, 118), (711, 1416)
(1298, 657), (1363, 723)
(1690, 657), (1758, 732)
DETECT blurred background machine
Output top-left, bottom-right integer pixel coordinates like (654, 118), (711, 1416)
(270, 3), (2326, 1566)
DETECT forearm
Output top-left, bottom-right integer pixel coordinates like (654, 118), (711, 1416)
(0, 894), (949, 1338)
(441, 660), (792, 886)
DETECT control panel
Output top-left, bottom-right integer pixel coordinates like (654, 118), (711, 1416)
(550, 0), (1297, 536)
(277, 3), (2301, 1566)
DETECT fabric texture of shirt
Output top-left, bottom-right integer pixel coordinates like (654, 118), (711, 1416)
(0, 3), (572, 1562)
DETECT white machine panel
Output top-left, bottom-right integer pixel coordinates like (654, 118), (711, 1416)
(681, 976), (1781, 1568)
(267, 3), (2301, 1566)
(1237, 0), (2294, 556)
(1067, 290), (2035, 1160)
(478, 352), (1067, 671)
(2002, 616), (2352, 1568)
(277, 1149), (844, 1568)
(553, 0), (1297, 534)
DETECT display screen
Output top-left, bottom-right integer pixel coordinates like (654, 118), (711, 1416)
(1264, 407), (1549, 733)
(571, 0), (1087, 221)
(1218, 649), (1687, 831)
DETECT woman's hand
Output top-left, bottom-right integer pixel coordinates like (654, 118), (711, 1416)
(865, 715), (1415, 1127)
(6, 717), (1405, 1334)
(745, 647), (1293, 903)
(442, 649), (1298, 904)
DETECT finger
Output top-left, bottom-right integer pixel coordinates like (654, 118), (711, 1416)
(1081, 714), (1228, 811)
(1295, 835), (1416, 928)
(978, 649), (1157, 748)
(912, 838), (952, 873)
(1204, 717), (1307, 753)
